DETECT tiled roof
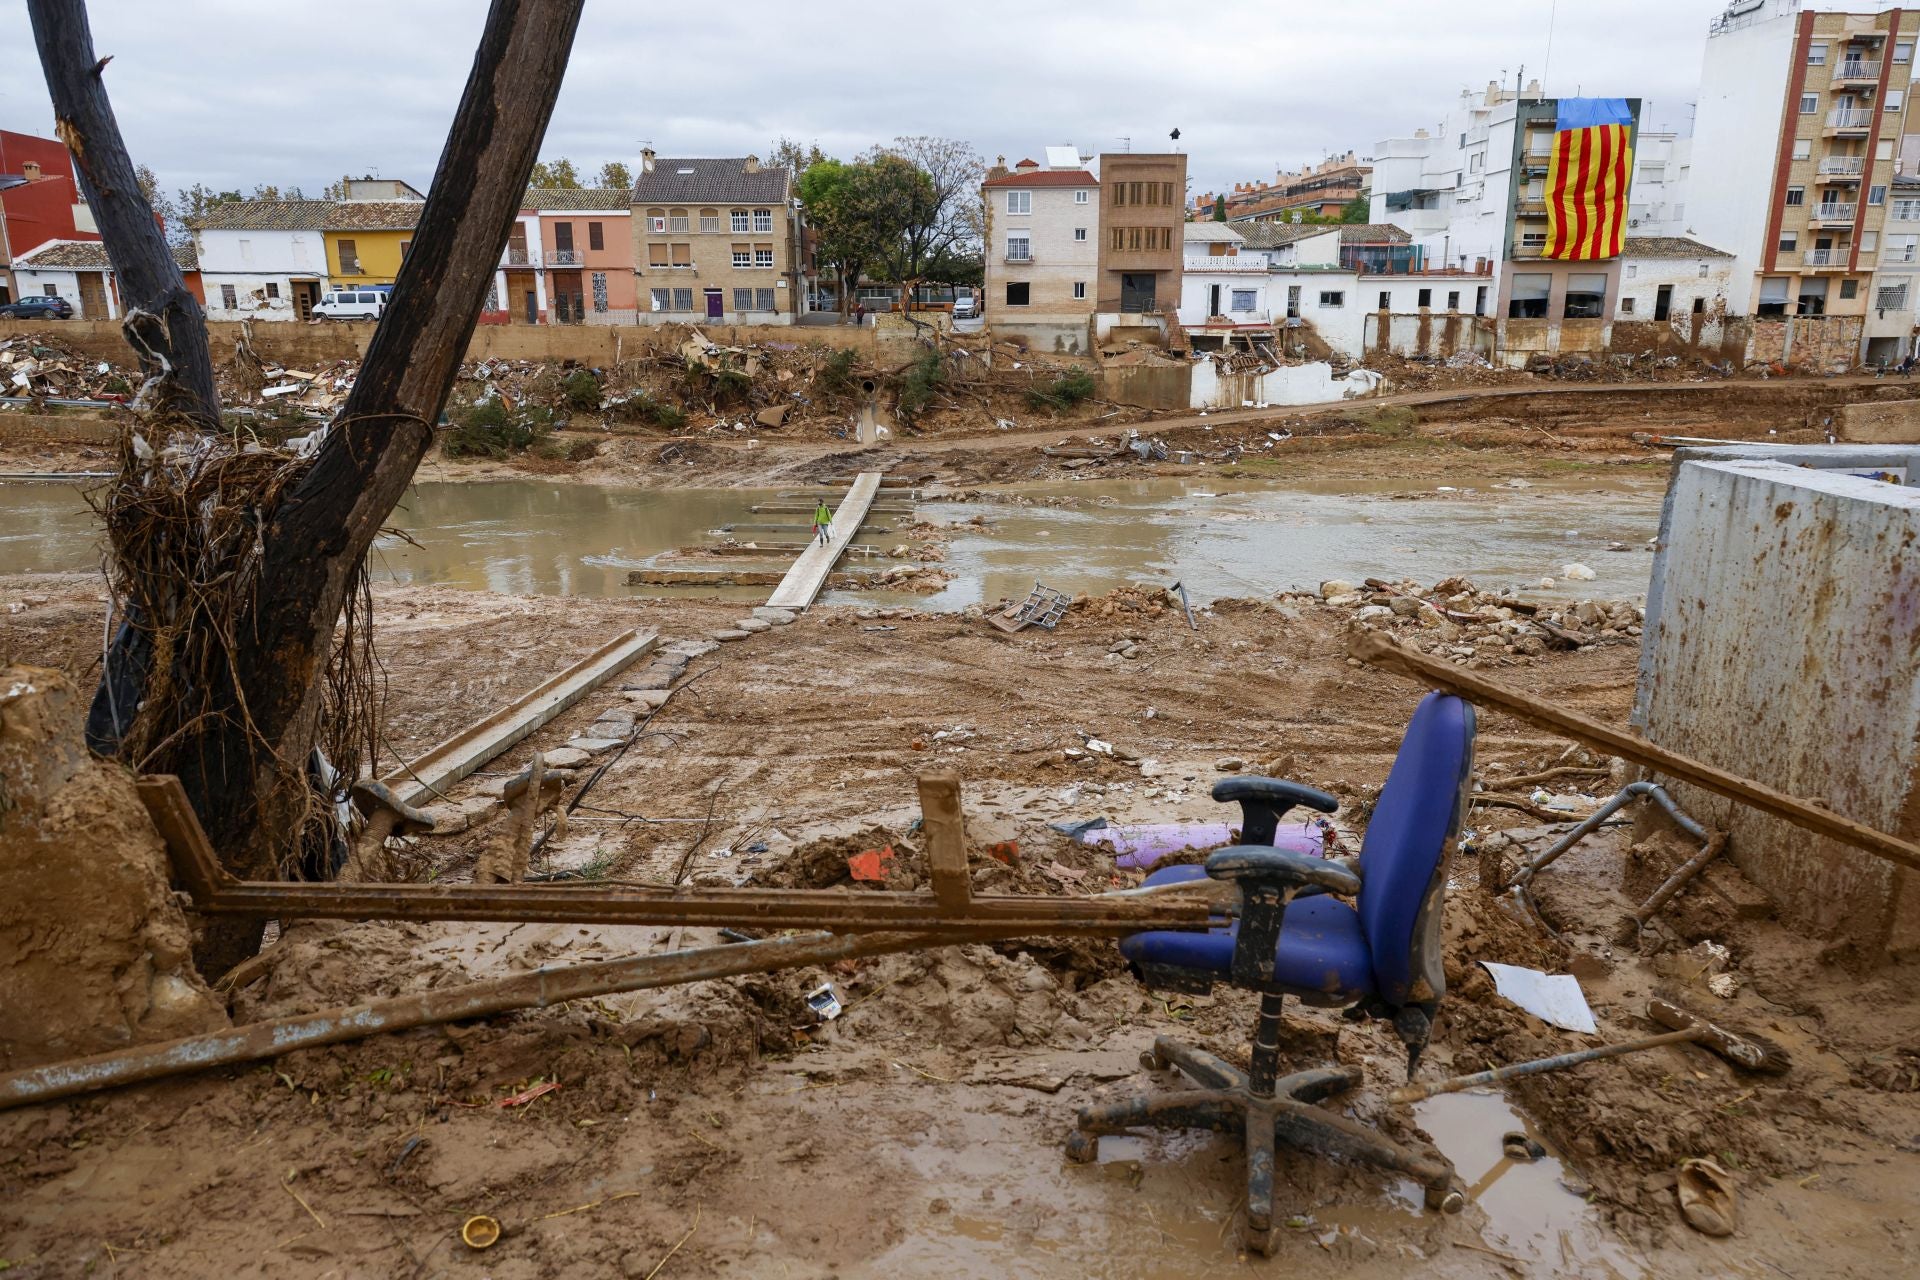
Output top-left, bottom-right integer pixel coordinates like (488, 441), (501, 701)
(1623, 235), (1733, 259)
(1234, 222), (1338, 249)
(1339, 223), (1411, 244)
(324, 200), (423, 231)
(983, 169), (1097, 189)
(1183, 222), (1244, 242)
(523, 187), (633, 211)
(194, 199), (335, 231)
(14, 238), (198, 272)
(631, 159), (790, 205)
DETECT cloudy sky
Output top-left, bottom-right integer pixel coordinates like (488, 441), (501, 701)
(0, 0), (1721, 202)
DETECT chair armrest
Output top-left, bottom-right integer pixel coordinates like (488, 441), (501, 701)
(1210, 777), (1339, 815)
(1206, 846), (1361, 897)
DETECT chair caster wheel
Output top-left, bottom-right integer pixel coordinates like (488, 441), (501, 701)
(1425, 1181), (1467, 1214)
(1139, 1048), (1168, 1072)
(1065, 1130), (1099, 1164)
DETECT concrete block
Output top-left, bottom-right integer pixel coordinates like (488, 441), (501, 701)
(735, 618), (772, 633)
(712, 629), (751, 642)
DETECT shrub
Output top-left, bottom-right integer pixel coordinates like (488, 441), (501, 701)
(816, 347), (859, 395)
(607, 392), (689, 431)
(562, 368), (602, 411)
(444, 397), (540, 459)
(1025, 369), (1098, 412)
(895, 348), (946, 423)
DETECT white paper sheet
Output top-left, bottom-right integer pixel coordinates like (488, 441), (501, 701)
(1479, 962), (1598, 1035)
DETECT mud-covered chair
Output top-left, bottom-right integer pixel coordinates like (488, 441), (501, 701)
(1065, 692), (1476, 1254)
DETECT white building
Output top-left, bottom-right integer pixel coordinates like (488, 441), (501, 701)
(1630, 130), (1694, 238)
(982, 150), (1100, 354)
(8, 239), (200, 320)
(1178, 223), (1273, 338)
(193, 200), (334, 321)
(1617, 236), (1737, 322)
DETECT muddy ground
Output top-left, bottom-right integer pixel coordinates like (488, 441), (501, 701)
(4, 568), (1919, 1279)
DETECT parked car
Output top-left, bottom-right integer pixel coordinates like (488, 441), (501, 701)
(313, 288), (387, 320)
(0, 295), (74, 320)
(951, 294), (977, 320)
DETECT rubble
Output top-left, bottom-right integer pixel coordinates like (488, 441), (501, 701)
(1294, 573), (1646, 667)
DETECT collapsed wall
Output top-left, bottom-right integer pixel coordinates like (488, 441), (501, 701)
(0, 664), (227, 1070)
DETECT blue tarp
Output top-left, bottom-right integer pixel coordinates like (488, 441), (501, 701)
(1556, 97), (1633, 132)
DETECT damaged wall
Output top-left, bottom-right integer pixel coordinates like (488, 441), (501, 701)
(1363, 311), (1495, 360)
(1749, 314), (1863, 371)
(1610, 310), (1750, 365)
(0, 665), (228, 1070)
(1635, 453), (1920, 957)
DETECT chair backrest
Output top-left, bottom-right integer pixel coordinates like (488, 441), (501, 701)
(1354, 692), (1476, 1005)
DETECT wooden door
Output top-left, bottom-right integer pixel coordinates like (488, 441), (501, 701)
(76, 272), (108, 318)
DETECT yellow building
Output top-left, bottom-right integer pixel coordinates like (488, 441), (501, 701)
(322, 201), (422, 287)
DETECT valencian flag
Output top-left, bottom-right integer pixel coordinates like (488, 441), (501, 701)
(1544, 98), (1634, 260)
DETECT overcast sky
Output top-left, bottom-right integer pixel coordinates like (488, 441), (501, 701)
(0, 0), (1722, 203)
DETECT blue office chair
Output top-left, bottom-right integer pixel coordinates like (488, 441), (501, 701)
(1065, 692), (1476, 1254)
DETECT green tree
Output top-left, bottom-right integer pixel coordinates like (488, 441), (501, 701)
(1340, 194), (1369, 223)
(595, 160), (632, 190)
(799, 158), (893, 318)
(770, 136), (827, 179)
(528, 157), (581, 188)
(858, 136), (984, 317)
(1211, 193), (1227, 222)
(321, 173), (353, 200)
(174, 182), (243, 225)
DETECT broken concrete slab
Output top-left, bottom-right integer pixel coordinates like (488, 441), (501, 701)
(542, 746), (593, 770)
(713, 629), (752, 642)
(565, 736), (627, 754)
(664, 640), (719, 658)
(753, 607), (797, 626)
(735, 618), (772, 634)
(622, 689), (671, 709)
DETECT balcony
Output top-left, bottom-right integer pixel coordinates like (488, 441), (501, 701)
(337, 260), (363, 276)
(1802, 248), (1851, 268)
(505, 246), (538, 266)
(1003, 253), (1034, 264)
(1510, 242), (1552, 259)
(1818, 156), (1867, 180)
(548, 249), (582, 265)
(1833, 58), (1883, 85)
(1826, 108), (1873, 131)
(1809, 202), (1858, 225)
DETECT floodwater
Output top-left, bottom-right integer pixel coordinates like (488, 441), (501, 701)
(0, 473), (1665, 607)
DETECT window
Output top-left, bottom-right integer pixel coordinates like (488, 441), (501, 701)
(1318, 290), (1344, 307)
(1377, 290), (1391, 309)
(1757, 277), (1790, 315)
(732, 244), (751, 268)
(485, 281), (500, 311)
(1475, 285), (1488, 316)
(1075, 189), (1089, 204)
(1110, 227), (1124, 250)
(649, 243), (669, 267)
(1230, 288), (1257, 312)
(555, 222), (573, 252)
(1878, 140), (1895, 161)
(1871, 184), (1888, 205)
(670, 243), (691, 266)
(1864, 230), (1880, 251)
(1006, 234), (1031, 262)
(265, 282), (280, 300)
(1162, 182), (1176, 204)
(733, 287), (753, 311)
(754, 246), (774, 268)
(589, 222), (604, 251)
(1128, 228), (1142, 251)
(1801, 93), (1819, 114)
(1779, 231), (1798, 251)
(1895, 199), (1920, 221)
(647, 208), (666, 233)
(1563, 272), (1607, 318)
(1699, 262), (1712, 277)
(1797, 276), (1828, 315)
(1620, 296), (1635, 314)
(43, 283), (56, 297)
(1130, 181), (1143, 205)
(1879, 279), (1911, 310)
(337, 238), (359, 273)
(669, 209), (689, 233)
(1889, 90), (1906, 113)
(753, 209), (773, 232)
(1898, 41), (1915, 63)
(220, 283), (237, 309)
(1793, 139), (1811, 160)
(1809, 42), (1828, 65)
(1508, 272), (1551, 318)
(399, 239), (411, 260)
(672, 287), (693, 311)
(1447, 290), (1460, 311)
(1641, 163), (1665, 183)
(1417, 287), (1432, 308)
(1112, 183), (1127, 207)
(1074, 227), (1087, 241)
(1890, 233), (1919, 262)
(730, 209), (750, 232)
(591, 271), (608, 311)
(1520, 230), (1548, 250)
(1625, 264), (1638, 278)
(1841, 278), (1860, 299)
(1786, 186), (1805, 206)
(1005, 282), (1030, 306)
(1006, 190), (1031, 214)
(1073, 281), (1086, 299)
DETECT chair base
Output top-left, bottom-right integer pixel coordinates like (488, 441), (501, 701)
(1067, 1035), (1464, 1256)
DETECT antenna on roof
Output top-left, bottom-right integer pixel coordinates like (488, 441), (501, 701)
(1117, 136), (1130, 153)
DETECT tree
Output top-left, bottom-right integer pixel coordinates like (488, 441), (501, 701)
(770, 136), (826, 179)
(594, 160), (631, 190)
(798, 158), (890, 318)
(174, 182), (242, 225)
(31, 0), (586, 977)
(248, 182), (307, 201)
(1211, 194), (1227, 222)
(529, 157), (581, 188)
(1340, 194), (1369, 224)
(860, 136), (984, 283)
(322, 173), (353, 200)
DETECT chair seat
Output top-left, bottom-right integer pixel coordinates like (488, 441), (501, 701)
(1119, 864), (1373, 1000)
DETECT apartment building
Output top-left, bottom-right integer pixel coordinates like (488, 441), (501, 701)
(1691, 0), (1920, 365)
(1094, 152), (1187, 327)
(631, 152), (801, 325)
(485, 190), (635, 325)
(982, 152), (1099, 353)
(1192, 152), (1372, 223)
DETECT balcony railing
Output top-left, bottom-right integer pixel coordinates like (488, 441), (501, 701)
(548, 249), (582, 265)
(1885, 247), (1919, 264)
(1818, 156), (1866, 177)
(337, 260), (362, 275)
(505, 246), (537, 266)
(1828, 108), (1873, 128)
(1811, 203), (1858, 222)
(1803, 249), (1848, 266)
(1004, 251), (1034, 263)
(1834, 59), (1882, 81)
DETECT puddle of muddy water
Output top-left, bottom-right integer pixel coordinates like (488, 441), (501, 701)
(1, 474), (1664, 610)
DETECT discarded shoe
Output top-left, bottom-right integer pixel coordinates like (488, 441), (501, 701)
(1676, 1157), (1737, 1237)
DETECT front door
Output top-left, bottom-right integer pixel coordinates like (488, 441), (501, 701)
(293, 281), (320, 320)
(705, 288), (724, 319)
(1654, 285), (1673, 322)
(1208, 283), (1222, 317)
(1287, 285), (1302, 319)
(76, 272), (108, 319)
(1120, 273), (1155, 314)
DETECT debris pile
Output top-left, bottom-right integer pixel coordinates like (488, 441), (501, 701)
(0, 333), (137, 403)
(1294, 574), (1645, 667)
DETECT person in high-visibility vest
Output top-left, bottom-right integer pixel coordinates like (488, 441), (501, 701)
(813, 499), (833, 546)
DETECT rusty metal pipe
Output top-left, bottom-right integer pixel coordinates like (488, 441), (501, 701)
(0, 927), (1025, 1112)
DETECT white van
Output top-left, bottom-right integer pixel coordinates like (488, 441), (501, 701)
(314, 288), (387, 320)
